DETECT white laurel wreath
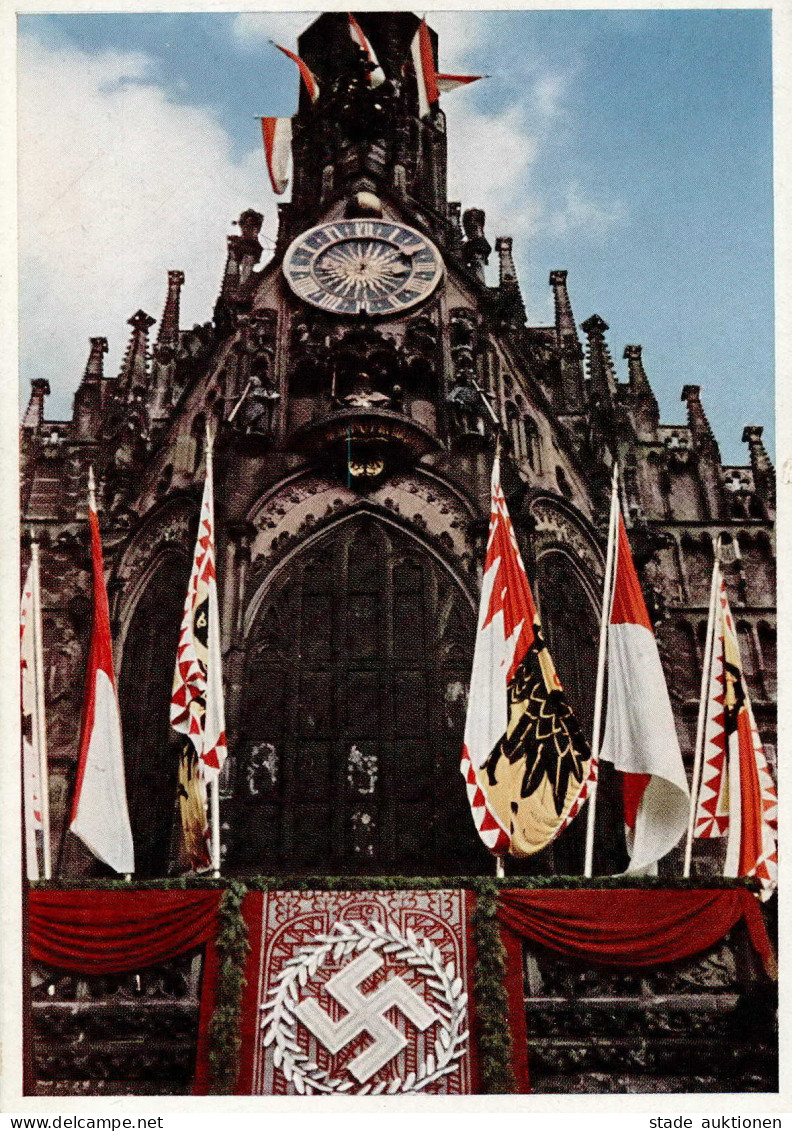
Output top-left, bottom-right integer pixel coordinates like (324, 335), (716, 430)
(259, 918), (469, 1094)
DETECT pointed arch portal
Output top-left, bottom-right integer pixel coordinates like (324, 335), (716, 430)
(231, 515), (490, 875)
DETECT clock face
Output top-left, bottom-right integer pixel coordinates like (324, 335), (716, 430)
(283, 219), (443, 316)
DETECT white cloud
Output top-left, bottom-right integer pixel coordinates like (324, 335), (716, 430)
(18, 33), (271, 419)
(446, 95), (541, 245)
(231, 12), (315, 50)
(544, 182), (627, 241)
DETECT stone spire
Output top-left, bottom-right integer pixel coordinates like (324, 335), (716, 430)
(623, 344), (659, 437)
(624, 344), (650, 392)
(681, 385), (723, 519)
(581, 315), (616, 403)
(150, 272), (185, 424)
(743, 424), (775, 516)
(117, 310), (156, 399)
(72, 337), (108, 439)
(495, 236), (526, 327)
(216, 210), (263, 322)
(156, 271), (185, 350)
(549, 270), (578, 344)
(550, 270), (585, 411)
(681, 385), (719, 453)
(22, 378), (50, 431)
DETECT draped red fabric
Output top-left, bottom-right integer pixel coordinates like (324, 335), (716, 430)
(496, 888), (776, 977)
(29, 889), (222, 974)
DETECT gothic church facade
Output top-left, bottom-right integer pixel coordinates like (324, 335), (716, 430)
(20, 11), (776, 883)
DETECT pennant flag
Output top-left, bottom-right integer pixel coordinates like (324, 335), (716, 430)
(410, 19), (483, 117)
(695, 579), (777, 898)
(410, 18), (439, 118)
(260, 117), (292, 195)
(348, 13), (385, 87)
(599, 514), (689, 873)
(436, 73), (484, 93)
(20, 564), (42, 880)
(461, 454), (592, 856)
(170, 442), (227, 871)
(70, 480), (135, 874)
(274, 43), (320, 103)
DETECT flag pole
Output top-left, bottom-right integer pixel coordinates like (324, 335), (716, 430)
(30, 536), (52, 880)
(683, 539), (721, 877)
(583, 463), (620, 878)
(205, 421), (222, 879)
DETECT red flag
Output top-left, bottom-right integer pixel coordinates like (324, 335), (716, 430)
(348, 13), (385, 87)
(274, 43), (320, 103)
(461, 454), (592, 856)
(599, 514), (689, 873)
(695, 579), (777, 898)
(410, 18), (439, 118)
(260, 117), (292, 195)
(71, 480), (135, 874)
(410, 20), (483, 118)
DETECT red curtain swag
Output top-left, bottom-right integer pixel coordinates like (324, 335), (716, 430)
(496, 888), (776, 976)
(495, 888), (776, 1095)
(28, 889), (222, 974)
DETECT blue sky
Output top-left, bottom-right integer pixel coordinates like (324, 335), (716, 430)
(18, 9), (774, 463)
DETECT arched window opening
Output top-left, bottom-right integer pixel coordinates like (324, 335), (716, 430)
(118, 553), (191, 877)
(191, 414), (206, 475)
(524, 416), (542, 474)
(758, 622), (776, 699)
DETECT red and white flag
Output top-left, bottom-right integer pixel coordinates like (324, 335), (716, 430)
(436, 73), (483, 93)
(348, 13), (385, 87)
(171, 441), (227, 870)
(694, 579), (777, 898)
(411, 19), (483, 117)
(261, 117), (292, 195)
(599, 514), (689, 873)
(70, 479), (135, 874)
(274, 43), (320, 103)
(20, 564), (43, 880)
(461, 453), (592, 856)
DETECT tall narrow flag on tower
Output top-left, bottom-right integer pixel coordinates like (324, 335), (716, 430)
(693, 577), (777, 898)
(273, 43), (320, 103)
(411, 18), (483, 118)
(348, 13), (385, 87)
(260, 117), (292, 195)
(70, 472), (135, 874)
(599, 513), (689, 873)
(461, 453), (592, 856)
(170, 432), (227, 873)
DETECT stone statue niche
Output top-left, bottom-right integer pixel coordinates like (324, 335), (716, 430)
(331, 323), (402, 410)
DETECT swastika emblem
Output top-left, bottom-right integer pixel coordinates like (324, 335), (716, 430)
(293, 948), (440, 1082)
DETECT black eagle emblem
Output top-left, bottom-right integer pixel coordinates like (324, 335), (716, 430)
(484, 624), (591, 817)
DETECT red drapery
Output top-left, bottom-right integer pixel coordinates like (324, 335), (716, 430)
(497, 888), (775, 975)
(496, 888), (776, 1095)
(28, 889), (222, 973)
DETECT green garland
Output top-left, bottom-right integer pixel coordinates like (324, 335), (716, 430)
(207, 881), (249, 1094)
(471, 880), (516, 1093)
(27, 873), (762, 1094)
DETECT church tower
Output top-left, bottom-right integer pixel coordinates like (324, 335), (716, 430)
(21, 11), (776, 884)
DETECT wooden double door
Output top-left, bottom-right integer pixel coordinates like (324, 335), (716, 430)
(231, 516), (490, 874)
